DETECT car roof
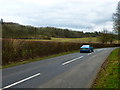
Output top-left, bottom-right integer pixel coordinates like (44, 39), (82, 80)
(81, 45), (90, 48)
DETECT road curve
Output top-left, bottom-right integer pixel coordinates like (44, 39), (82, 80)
(2, 47), (116, 88)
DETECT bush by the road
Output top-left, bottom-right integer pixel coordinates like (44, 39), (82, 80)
(2, 39), (119, 65)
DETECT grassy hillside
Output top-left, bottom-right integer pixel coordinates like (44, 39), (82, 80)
(2, 22), (100, 39)
(2, 22), (118, 44)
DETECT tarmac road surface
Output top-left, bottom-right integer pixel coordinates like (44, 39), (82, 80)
(2, 47), (116, 88)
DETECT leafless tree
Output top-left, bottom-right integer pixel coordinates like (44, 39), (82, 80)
(113, 1), (120, 39)
(98, 28), (115, 44)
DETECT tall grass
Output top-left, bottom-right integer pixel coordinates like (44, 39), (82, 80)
(2, 39), (119, 65)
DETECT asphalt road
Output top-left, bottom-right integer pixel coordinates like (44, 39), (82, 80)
(2, 48), (116, 88)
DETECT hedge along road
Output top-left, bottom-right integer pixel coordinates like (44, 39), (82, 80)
(2, 47), (116, 88)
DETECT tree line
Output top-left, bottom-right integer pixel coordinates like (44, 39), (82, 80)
(2, 22), (100, 39)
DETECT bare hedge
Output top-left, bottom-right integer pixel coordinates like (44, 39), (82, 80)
(2, 39), (119, 65)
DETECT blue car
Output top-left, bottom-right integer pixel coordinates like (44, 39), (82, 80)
(80, 45), (94, 53)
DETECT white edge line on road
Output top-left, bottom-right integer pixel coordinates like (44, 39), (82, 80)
(62, 56), (83, 65)
(87, 53), (92, 55)
(2, 73), (41, 89)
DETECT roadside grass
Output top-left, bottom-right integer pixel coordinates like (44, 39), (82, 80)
(2, 50), (79, 69)
(92, 48), (119, 88)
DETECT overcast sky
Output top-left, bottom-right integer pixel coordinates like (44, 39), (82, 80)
(0, 0), (119, 32)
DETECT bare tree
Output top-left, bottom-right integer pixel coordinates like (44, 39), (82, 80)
(113, 1), (120, 39)
(98, 29), (108, 44)
(98, 29), (115, 44)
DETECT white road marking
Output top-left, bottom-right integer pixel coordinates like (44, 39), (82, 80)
(87, 53), (92, 55)
(103, 49), (107, 50)
(2, 73), (41, 89)
(62, 56), (83, 65)
(96, 49), (103, 51)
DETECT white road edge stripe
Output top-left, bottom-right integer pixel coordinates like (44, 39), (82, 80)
(62, 56), (83, 65)
(1, 73), (41, 89)
(87, 53), (92, 55)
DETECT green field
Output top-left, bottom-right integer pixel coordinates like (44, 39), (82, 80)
(18, 37), (98, 43)
(18, 37), (119, 44)
(92, 48), (119, 88)
(51, 37), (97, 43)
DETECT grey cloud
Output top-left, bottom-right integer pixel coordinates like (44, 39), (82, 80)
(0, 0), (119, 32)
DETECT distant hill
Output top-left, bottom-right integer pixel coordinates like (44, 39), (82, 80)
(2, 22), (100, 39)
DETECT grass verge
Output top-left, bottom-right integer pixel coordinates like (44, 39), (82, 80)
(2, 50), (79, 69)
(92, 48), (119, 88)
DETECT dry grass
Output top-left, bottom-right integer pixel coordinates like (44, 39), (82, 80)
(17, 37), (119, 44)
(18, 37), (98, 43)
